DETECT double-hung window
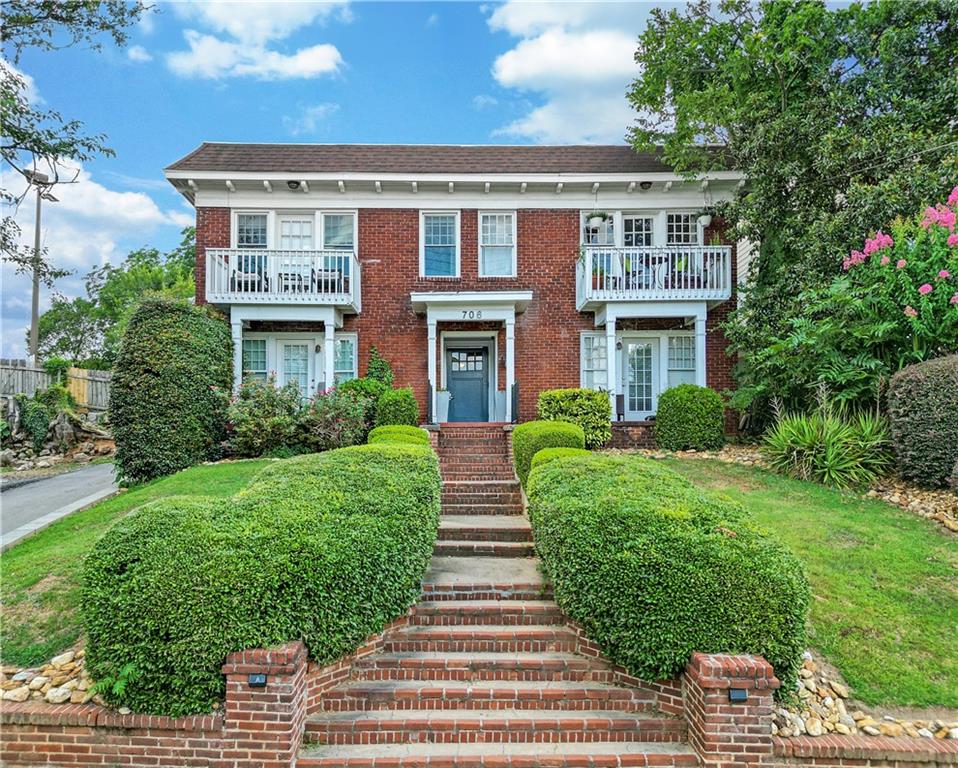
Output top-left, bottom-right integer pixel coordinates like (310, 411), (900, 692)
(583, 216), (615, 246)
(623, 216), (653, 247)
(667, 213), (699, 245)
(236, 213), (268, 274)
(322, 213), (355, 276)
(479, 212), (516, 277)
(333, 336), (357, 384)
(667, 335), (696, 388)
(241, 338), (268, 382)
(421, 212), (459, 277)
(580, 333), (609, 391)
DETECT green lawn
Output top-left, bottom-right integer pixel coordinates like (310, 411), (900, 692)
(0, 459), (272, 667)
(663, 458), (958, 709)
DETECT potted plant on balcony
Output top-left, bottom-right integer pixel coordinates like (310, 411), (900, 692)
(587, 210), (610, 229)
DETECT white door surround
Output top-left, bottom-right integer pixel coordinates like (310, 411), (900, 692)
(441, 331), (499, 422)
(411, 291), (532, 423)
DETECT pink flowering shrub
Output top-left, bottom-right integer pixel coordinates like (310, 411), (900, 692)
(752, 186), (958, 408)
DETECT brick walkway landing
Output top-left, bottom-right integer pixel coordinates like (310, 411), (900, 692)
(300, 425), (696, 767)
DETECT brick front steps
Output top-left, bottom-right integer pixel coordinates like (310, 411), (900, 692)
(300, 424), (691, 766)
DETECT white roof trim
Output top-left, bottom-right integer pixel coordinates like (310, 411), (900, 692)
(410, 290), (533, 314)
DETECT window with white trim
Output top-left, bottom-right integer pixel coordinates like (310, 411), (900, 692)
(237, 213), (268, 248)
(583, 216), (615, 246)
(323, 213), (355, 250)
(241, 338), (268, 382)
(333, 336), (358, 384)
(666, 213), (698, 245)
(580, 333), (608, 391)
(667, 335), (696, 388)
(479, 212), (516, 276)
(421, 212), (459, 277)
(623, 216), (653, 247)
(278, 216), (313, 250)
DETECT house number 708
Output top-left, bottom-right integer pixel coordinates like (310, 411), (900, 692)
(462, 310), (482, 319)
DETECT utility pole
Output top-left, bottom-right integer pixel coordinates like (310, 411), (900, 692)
(24, 170), (58, 366)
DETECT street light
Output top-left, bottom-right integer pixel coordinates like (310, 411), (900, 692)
(23, 170), (58, 366)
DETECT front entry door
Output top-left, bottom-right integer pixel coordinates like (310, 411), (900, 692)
(623, 338), (659, 420)
(280, 340), (312, 397)
(446, 348), (489, 422)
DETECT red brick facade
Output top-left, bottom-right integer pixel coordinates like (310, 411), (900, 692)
(194, 207), (739, 430)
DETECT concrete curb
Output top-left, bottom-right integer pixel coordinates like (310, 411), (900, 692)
(1, 485), (121, 553)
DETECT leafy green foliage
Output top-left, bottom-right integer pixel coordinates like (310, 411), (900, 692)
(82, 444), (441, 716)
(336, 376), (388, 430)
(298, 389), (369, 453)
(763, 408), (893, 488)
(227, 376), (301, 458)
(654, 385), (725, 451)
(527, 453), (809, 684)
(15, 395), (51, 452)
(111, 299), (231, 485)
(41, 356), (71, 383)
(529, 447), (590, 477)
(888, 355), (958, 489)
(375, 387), (419, 427)
(512, 420), (586, 487)
(368, 425), (431, 446)
(629, 1), (958, 420)
(366, 345), (394, 386)
(536, 388), (611, 449)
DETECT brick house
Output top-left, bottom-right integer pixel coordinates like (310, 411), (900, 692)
(164, 143), (743, 440)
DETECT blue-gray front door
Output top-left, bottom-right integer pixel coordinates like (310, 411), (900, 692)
(446, 348), (489, 422)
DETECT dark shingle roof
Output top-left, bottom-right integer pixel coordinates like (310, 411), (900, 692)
(165, 143), (685, 175)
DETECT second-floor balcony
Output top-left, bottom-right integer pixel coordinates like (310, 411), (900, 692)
(576, 245), (732, 311)
(205, 249), (361, 312)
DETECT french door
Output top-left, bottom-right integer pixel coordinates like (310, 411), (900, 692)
(622, 338), (659, 420)
(280, 340), (312, 396)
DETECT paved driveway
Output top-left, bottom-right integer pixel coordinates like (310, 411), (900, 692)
(1, 462), (117, 550)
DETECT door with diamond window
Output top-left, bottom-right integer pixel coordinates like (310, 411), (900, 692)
(623, 338), (659, 420)
(280, 340), (312, 396)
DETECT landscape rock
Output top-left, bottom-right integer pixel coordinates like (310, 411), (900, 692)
(44, 686), (71, 704)
(3, 686), (30, 702)
(50, 651), (75, 666)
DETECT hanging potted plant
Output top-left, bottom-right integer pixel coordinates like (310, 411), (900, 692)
(697, 207), (714, 228)
(587, 210), (610, 229)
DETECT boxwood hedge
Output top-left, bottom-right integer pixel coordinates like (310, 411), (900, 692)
(529, 447), (590, 476)
(888, 355), (958, 489)
(111, 299), (232, 484)
(375, 387), (420, 427)
(526, 453), (808, 684)
(512, 420), (586, 487)
(537, 388), (611, 449)
(654, 384), (725, 451)
(82, 443), (441, 716)
(368, 425), (431, 445)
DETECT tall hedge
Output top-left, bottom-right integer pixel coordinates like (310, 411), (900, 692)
(375, 387), (420, 427)
(888, 355), (958, 489)
(512, 420), (585, 487)
(654, 384), (725, 451)
(111, 299), (232, 484)
(527, 453), (808, 685)
(537, 388), (611, 449)
(82, 443), (441, 716)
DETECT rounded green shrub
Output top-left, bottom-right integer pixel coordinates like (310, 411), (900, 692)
(888, 355), (958, 489)
(82, 443), (441, 716)
(111, 299), (231, 484)
(368, 425), (430, 446)
(537, 388), (611, 449)
(337, 376), (388, 401)
(654, 384), (725, 451)
(527, 453), (808, 684)
(375, 387), (419, 427)
(512, 420), (585, 487)
(530, 447), (590, 475)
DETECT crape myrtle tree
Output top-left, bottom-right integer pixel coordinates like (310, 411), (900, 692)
(627, 0), (958, 421)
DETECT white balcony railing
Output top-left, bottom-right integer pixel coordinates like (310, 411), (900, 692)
(205, 248), (361, 310)
(576, 245), (732, 309)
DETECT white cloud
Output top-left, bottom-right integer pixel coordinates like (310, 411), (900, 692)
(171, 1), (350, 46)
(486, 1), (649, 144)
(1, 162), (192, 358)
(127, 44), (153, 62)
(167, 30), (342, 80)
(283, 102), (340, 136)
(472, 94), (498, 110)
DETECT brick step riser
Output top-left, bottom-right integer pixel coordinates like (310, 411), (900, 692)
(354, 669), (616, 683)
(437, 529), (532, 542)
(441, 505), (524, 516)
(442, 482), (520, 492)
(440, 455), (513, 463)
(411, 614), (563, 627)
(304, 725), (686, 746)
(441, 493), (522, 504)
(420, 588), (553, 601)
(383, 640), (577, 653)
(316, 697), (653, 713)
(441, 475), (518, 483)
(433, 543), (536, 557)
(298, 755), (698, 768)
(438, 438), (508, 446)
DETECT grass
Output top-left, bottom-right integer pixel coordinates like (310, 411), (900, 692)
(662, 457), (958, 709)
(0, 459), (272, 667)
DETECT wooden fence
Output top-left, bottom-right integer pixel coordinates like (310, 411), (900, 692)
(0, 360), (111, 411)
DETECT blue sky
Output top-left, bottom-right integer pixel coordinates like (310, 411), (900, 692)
(2, 1), (660, 357)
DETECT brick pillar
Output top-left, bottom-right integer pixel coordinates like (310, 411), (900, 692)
(221, 641), (307, 768)
(684, 652), (779, 768)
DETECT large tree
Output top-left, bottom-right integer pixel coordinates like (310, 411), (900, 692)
(628, 0), (958, 417)
(1, 1), (148, 289)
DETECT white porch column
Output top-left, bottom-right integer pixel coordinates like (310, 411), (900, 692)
(324, 321), (336, 392)
(427, 319), (438, 422)
(695, 313), (707, 387)
(605, 317), (617, 416)
(505, 316), (516, 422)
(231, 319), (243, 394)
